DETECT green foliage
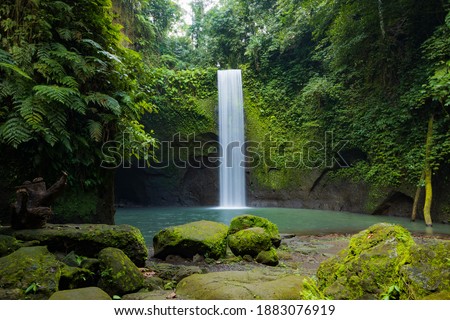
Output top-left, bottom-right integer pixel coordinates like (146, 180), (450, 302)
(0, 0), (156, 199)
(25, 282), (40, 295)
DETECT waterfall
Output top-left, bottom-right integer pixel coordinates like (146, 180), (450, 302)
(218, 70), (246, 208)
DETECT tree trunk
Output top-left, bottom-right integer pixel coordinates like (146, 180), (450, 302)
(423, 115), (434, 227)
(378, 0), (386, 39)
(411, 171), (424, 222)
(95, 169), (116, 224)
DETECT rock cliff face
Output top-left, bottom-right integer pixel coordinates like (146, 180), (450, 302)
(115, 164), (449, 223)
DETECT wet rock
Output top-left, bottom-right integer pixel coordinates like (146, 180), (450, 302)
(177, 270), (303, 299)
(147, 262), (204, 283)
(1, 224), (148, 267)
(98, 248), (144, 296)
(49, 287), (111, 300)
(0, 246), (61, 299)
(228, 215), (281, 247)
(228, 227), (272, 257)
(153, 221), (228, 260)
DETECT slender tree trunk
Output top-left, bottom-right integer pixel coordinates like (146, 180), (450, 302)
(423, 115), (434, 227)
(378, 0), (386, 39)
(95, 169), (116, 224)
(411, 171), (424, 222)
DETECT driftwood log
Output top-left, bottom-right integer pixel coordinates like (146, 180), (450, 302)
(11, 172), (68, 229)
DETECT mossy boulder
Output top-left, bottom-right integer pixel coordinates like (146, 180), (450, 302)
(177, 270), (303, 299)
(0, 235), (20, 257)
(144, 276), (165, 291)
(0, 246), (61, 299)
(1, 224), (148, 267)
(228, 227), (272, 257)
(228, 215), (281, 247)
(59, 265), (95, 290)
(400, 242), (450, 299)
(98, 247), (144, 296)
(256, 248), (279, 266)
(49, 287), (111, 300)
(315, 223), (415, 300)
(153, 221), (228, 260)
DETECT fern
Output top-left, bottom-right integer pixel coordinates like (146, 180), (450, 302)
(33, 85), (79, 105)
(17, 96), (45, 127)
(87, 120), (103, 142)
(0, 116), (33, 147)
(0, 62), (32, 79)
(0, 49), (32, 79)
(58, 76), (79, 89)
(0, 80), (17, 98)
(85, 92), (121, 115)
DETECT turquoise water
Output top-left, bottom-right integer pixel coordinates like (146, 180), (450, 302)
(115, 207), (450, 244)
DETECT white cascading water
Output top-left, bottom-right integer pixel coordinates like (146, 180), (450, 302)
(218, 70), (246, 208)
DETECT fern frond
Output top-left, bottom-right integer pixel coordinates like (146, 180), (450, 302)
(0, 116), (33, 147)
(87, 120), (103, 142)
(46, 106), (67, 131)
(56, 28), (74, 41)
(0, 62), (32, 80)
(33, 85), (79, 105)
(58, 76), (79, 89)
(34, 57), (66, 79)
(43, 129), (59, 146)
(0, 80), (17, 98)
(80, 39), (104, 51)
(68, 95), (87, 114)
(17, 96), (45, 127)
(85, 93), (121, 115)
(99, 50), (122, 63)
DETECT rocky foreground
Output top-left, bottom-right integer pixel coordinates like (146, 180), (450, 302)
(0, 215), (449, 300)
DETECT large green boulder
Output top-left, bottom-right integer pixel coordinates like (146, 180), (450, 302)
(0, 246), (61, 299)
(177, 270), (303, 299)
(228, 227), (272, 257)
(314, 223), (415, 300)
(97, 247), (144, 296)
(49, 287), (111, 300)
(228, 215), (281, 247)
(153, 221), (228, 260)
(1, 224), (148, 267)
